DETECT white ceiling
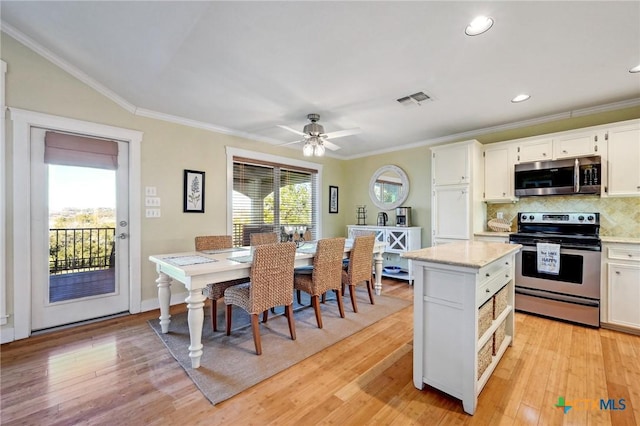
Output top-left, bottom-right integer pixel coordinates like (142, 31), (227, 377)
(2, 1), (639, 158)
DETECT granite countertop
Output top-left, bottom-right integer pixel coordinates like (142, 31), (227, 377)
(601, 236), (640, 245)
(402, 241), (522, 269)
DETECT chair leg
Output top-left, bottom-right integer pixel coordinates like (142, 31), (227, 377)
(285, 304), (296, 340)
(262, 310), (269, 323)
(251, 314), (262, 355)
(334, 289), (345, 318)
(296, 289), (302, 305)
(341, 282), (346, 296)
(311, 295), (323, 328)
(213, 299), (222, 331)
(225, 304), (233, 336)
(366, 280), (375, 305)
(321, 292), (327, 303)
(349, 284), (358, 313)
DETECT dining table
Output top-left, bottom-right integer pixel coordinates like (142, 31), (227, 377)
(148, 239), (386, 368)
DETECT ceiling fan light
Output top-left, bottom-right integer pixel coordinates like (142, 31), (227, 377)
(465, 15), (494, 36)
(315, 142), (325, 157)
(303, 141), (314, 157)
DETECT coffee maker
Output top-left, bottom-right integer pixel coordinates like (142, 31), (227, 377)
(395, 207), (411, 227)
(377, 212), (388, 226)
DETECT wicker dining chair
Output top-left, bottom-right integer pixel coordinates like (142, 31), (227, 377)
(249, 232), (279, 246)
(195, 235), (247, 332)
(341, 235), (376, 313)
(294, 237), (346, 329)
(224, 242), (297, 355)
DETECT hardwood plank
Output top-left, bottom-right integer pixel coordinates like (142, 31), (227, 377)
(1, 278), (639, 425)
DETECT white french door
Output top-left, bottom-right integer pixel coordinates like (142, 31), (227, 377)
(30, 127), (130, 330)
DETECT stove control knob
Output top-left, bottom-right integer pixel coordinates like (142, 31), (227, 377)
(521, 214), (527, 221)
(588, 215), (594, 221)
(529, 215), (535, 220)
(578, 215), (584, 221)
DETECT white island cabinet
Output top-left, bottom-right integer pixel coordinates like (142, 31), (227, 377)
(403, 241), (521, 415)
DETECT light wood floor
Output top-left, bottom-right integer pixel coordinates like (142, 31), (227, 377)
(1, 279), (639, 425)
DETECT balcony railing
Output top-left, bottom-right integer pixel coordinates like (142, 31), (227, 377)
(232, 223), (313, 247)
(49, 227), (116, 275)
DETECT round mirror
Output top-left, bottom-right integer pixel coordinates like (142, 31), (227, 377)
(368, 165), (410, 210)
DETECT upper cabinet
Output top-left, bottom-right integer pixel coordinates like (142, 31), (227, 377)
(553, 130), (602, 159)
(607, 122), (640, 197)
(483, 143), (517, 203)
(515, 138), (552, 163)
(432, 142), (471, 185)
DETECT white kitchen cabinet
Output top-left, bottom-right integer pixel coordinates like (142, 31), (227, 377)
(553, 130), (602, 159)
(347, 225), (421, 283)
(515, 138), (552, 163)
(433, 185), (470, 241)
(408, 242), (519, 415)
(602, 242), (640, 333)
(483, 143), (516, 202)
(606, 122), (640, 197)
(432, 142), (471, 185)
(431, 140), (484, 246)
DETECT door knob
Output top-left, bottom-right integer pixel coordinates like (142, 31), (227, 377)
(118, 233), (128, 239)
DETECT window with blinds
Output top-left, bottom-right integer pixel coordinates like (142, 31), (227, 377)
(232, 157), (318, 246)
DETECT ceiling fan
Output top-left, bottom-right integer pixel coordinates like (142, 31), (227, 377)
(278, 113), (361, 156)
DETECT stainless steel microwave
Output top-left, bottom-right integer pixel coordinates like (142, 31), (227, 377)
(514, 156), (601, 197)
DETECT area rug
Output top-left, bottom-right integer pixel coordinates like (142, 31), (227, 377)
(148, 288), (410, 405)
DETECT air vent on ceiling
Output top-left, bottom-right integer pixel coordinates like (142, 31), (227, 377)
(396, 91), (432, 107)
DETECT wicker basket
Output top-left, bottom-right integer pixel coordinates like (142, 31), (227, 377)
(493, 321), (507, 356)
(487, 218), (511, 232)
(478, 300), (492, 339)
(478, 339), (492, 379)
(493, 285), (508, 319)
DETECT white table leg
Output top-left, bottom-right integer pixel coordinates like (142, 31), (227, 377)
(186, 289), (206, 369)
(156, 272), (172, 333)
(373, 251), (384, 295)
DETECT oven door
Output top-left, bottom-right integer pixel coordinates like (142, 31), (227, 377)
(515, 245), (600, 299)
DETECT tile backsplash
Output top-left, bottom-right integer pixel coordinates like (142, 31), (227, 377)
(486, 196), (640, 237)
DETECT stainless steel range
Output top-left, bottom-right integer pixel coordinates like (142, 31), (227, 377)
(509, 212), (601, 327)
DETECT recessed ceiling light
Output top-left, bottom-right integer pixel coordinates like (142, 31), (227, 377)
(511, 94), (531, 103)
(630, 64), (640, 73)
(465, 16), (494, 36)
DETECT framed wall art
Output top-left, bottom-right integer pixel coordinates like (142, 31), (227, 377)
(329, 185), (339, 214)
(183, 169), (205, 213)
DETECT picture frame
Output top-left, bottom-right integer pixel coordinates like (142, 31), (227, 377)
(329, 185), (339, 214)
(183, 169), (205, 213)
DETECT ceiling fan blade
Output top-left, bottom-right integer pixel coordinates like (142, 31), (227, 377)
(277, 125), (306, 137)
(322, 127), (361, 139)
(322, 139), (341, 151)
(278, 139), (303, 146)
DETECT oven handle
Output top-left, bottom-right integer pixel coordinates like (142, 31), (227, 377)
(515, 287), (599, 307)
(517, 243), (601, 254)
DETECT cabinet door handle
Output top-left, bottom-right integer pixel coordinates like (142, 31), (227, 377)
(485, 288), (491, 293)
(485, 273), (490, 277)
(543, 152), (547, 156)
(615, 271), (621, 275)
(562, 149), (568, 154)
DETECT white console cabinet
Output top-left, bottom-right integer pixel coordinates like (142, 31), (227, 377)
(601, 241), (640, 333)
(347, 225), (421, 283)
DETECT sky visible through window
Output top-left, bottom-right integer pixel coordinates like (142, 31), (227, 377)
(48, 165), (115, 212)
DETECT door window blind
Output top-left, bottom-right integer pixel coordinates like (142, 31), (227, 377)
(232, 157), (318, 246)
(44, 131), (118, 170)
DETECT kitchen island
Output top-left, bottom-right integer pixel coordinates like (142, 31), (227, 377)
(402, 241), (521, 415)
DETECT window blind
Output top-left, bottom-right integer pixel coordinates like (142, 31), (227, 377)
(44, 131), (118, 170)
(232, 157), (318, 246)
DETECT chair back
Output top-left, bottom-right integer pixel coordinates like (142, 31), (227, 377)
(311, 238), (346, 294)
(195, 235), (233, 251)
(250, 232), (279, 246)
(249, 242), (296, 313)
(346, 235), (375, 285)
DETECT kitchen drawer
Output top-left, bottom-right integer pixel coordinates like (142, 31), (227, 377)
(608, 246), (640, 263)
(477, 265), (511, 306)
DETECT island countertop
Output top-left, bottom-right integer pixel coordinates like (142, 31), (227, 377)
(402, 241), (522, 269)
